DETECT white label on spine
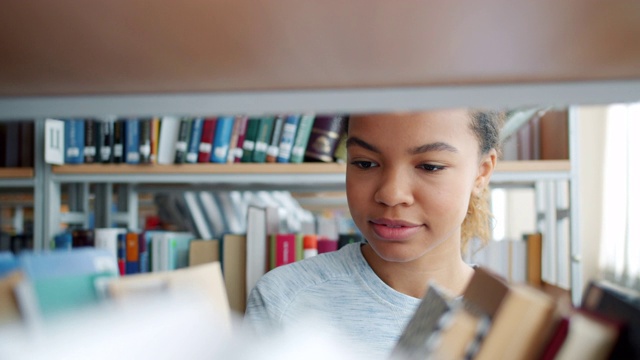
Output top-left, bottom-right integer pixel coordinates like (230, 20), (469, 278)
(175, 141), (187, 152)
(199, 142), (212, 153)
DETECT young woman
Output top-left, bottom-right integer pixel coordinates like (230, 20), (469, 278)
(244, 109), (502, 358)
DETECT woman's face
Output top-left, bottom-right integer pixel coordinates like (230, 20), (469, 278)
(346, 110), (494, 264)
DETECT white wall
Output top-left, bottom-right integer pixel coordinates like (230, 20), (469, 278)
(576, 105), (608, 294)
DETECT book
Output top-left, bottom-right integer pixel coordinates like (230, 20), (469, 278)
(265, 115), (285, 163)
(71, 229), (95, 248)
(245, 206), (268, 297)
(392, 282), (457, 360)
(240, 117), (261, 162)
(186, 117), (204, 163)
(183, 191), (213, 240)
(174, 118), (192, 164)
(156, 116), (181, 165)
(198, 192), (227, 239)
(98, 118), (114, 163)
(19, 121), (34, 167)
(94, 227), (126, 260)
(64, 119), (85, 164)
(105, 262), (231, 332)
(151, 231), (195, 272)
(304, 114), (346, 162)
(0, 270), (23, 325)
(112, 119), (126, 163)
(84, 118), (97, 163)
(290, 113), (315, 163)
(125, 232), (140, 275)
(540, 109), (569, 160)
(149, 117), (160, 163)
(468, 267), (559, 360)
(44, 118), (65, 165)
(138, 118), (152, 164)
(554, 309), (621, 360)
(251, 116), (275, 163)
(197, 117), (217, 163)
(220, 233), (247, 314)
(276, 114), (301, 163)
(582, 279), (640, 358)
(188, 239), (220, 267)
(117, 233), (126, 275)
(210, 115), (235, 163)
(232, 116), (249, 163)
(125, 118), (140, 164)
(524, 232), (543, 287)
(17, 247), (119, 281)
(0, 122), (19, 167)
(226, 115), (245, 163)
(269, 233), (296, 270)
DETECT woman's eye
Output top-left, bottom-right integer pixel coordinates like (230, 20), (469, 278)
(351, 160), (378, 169)
(418, 164), (445, 172)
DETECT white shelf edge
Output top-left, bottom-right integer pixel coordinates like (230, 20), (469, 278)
(1, 80), (640, 119)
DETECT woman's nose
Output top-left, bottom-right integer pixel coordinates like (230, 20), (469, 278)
(373, 168), (414, 207)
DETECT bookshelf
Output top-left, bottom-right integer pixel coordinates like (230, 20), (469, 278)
(1, 1), (640, 306)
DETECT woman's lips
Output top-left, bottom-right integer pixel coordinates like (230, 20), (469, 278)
(370, 219), (423, 241)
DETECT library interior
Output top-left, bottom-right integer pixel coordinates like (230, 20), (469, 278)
(1, 2), (640, 359)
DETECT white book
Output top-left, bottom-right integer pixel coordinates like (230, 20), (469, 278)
(94, 228), (126, 260)
(184, 191), (213, 240)
(156, 116), (181, 164)
(245, 206), (267, 297)
(198, 192), (226, 238)
(44, 118), (65, 165)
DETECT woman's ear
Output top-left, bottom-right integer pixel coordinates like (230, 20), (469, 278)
(474, 149), (497, 196)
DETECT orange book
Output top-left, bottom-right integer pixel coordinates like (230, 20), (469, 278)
(125, 232), (140, 274)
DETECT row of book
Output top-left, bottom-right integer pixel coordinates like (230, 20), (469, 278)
(501, 109), (569, 161)
(51, 216), (362, 313)
(44, 114), (347, 165)
(0, 122), (33, 168)
(392, 266), (640, 360)
(0, 232), (33, 255)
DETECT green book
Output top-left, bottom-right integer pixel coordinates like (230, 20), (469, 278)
(289, 114), (315, 163)
(240, 118), (261, 163)
(251, 116), (275, 163)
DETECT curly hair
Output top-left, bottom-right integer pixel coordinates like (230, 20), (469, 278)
(461, 110), (504, 252)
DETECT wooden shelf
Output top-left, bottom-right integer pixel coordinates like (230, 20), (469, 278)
(51, 162), (347, 175)
(1, 2), (639, 97)
(0, 168), (34, 178)
(495, 160), (570, 173)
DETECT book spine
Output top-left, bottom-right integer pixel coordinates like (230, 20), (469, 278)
(197, 117), (217, 163)
(174, 118), (192, 164)
(125, 119), (140, 164)
(275, 233), (296, 268)
(210, 116), (235, 163)
(289, 114), (315, 163)
(125, 232), (140, 275)
(149, 117), (160, 164)
(304, 114), (346, 162)
(231, 116), (249, 163)
(97, 119), (112, 163)
(240, 117), (260, 163)
(64, 119), (85, 164)
(226, 115), (243, 163)
(138, 118), (152, 164)
(252, 116), (275, 163)
(19, 121), (34, 167)
(266, 115), (285, 163)
(84, 119), (97, 163)
(53, 232), (72, 250)
(186, 117), (204, 163)
(112, 119), (126, 163)
(117, 233), (126, 275)
(276, 114), (301, 163)
(139, 232), (149, 273)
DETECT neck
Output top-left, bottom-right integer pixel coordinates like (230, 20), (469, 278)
(361, 242), (475, 299)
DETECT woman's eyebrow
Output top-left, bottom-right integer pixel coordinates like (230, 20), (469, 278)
(410, 142), (459, 154)
(347, 137), (459, 154)
(346, 136), (380, 153)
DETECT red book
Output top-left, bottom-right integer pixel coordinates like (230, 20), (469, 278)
(271, 233), (297, 269)
(197, 117), (217, 163)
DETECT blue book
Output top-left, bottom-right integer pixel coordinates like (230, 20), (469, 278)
(17, 248), (119, 280)
(276, 114), (301, 163)
(209, 116), (235, 163)
(186, 117), (204, 163)
(125, 119), (140, 164)
(53, 232), (72, 250)
(64, 119), (85, 164)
